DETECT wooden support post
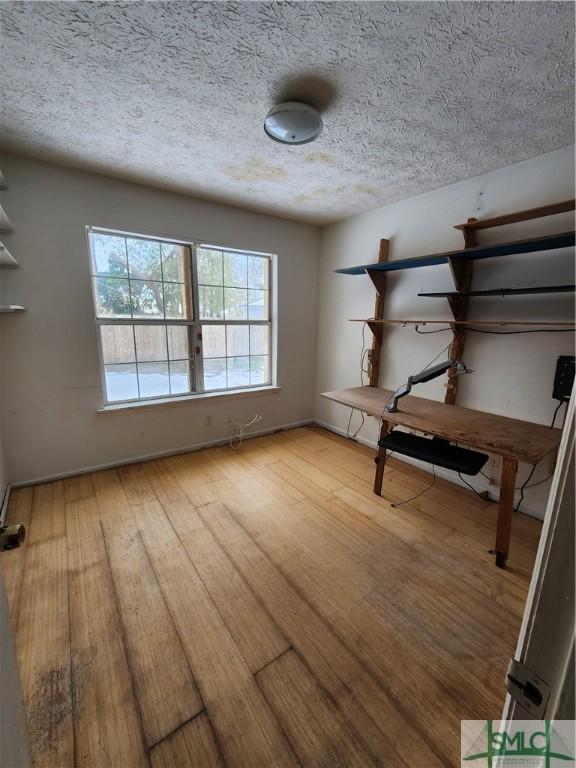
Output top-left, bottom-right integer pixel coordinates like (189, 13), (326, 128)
(494, 456), (518, 568)
(368, 239), (389, 387)
(373, 420), (391, 496)
(445, 222), (476, 405)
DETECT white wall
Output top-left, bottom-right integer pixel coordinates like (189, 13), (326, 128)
(314, 146), (575, 518)
(0, 260), (7, 503)
(0, 153), (319, 484)
(0, 322), (7, 506)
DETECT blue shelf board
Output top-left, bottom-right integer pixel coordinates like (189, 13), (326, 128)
(335, 231), (575, 276)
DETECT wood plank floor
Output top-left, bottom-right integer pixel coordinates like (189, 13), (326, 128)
(1, 427), (541, 768)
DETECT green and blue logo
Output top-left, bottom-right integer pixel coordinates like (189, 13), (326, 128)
(461, 720), (575, 767)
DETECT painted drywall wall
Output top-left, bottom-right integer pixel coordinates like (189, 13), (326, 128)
(0, 153), (319, 483)
(0, 272), (7, 502)
(0, 325), (7, 504)
(314, 146), (575, 519)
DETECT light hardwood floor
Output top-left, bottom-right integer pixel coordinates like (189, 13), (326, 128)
(1, 427), (541, 768)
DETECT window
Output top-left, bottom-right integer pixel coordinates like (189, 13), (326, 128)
(88, 229), (274, 405)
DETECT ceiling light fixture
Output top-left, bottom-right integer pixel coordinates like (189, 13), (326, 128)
(264, 102), (323, 145)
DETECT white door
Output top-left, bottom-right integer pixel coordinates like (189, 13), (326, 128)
(0, 567), (30, 768)
(503, 389), (575, 720)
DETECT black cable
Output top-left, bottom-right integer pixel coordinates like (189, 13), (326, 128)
(414, 326), (452, 334)
(551, 400), (565, 428)
(380, 449), (394, 470)
(514, 464), (537, 512)
(467, 327), (575, 336)
(458, 472), (486, 500)
(392, 464), (436, 507)
(415, 326), (575, 336)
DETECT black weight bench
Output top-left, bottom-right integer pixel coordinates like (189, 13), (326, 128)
(378, 431), (488, 476)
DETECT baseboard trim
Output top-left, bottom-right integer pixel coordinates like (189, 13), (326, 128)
(12, 418), (315, 488)
(10, 416), (545, 521)
(0, 483), (12, 526)
(313, 419), (544, 521)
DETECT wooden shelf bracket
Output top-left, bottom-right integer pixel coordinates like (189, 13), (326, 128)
(367, 239), (389, 387)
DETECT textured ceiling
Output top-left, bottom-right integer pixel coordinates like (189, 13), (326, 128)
(0, 1), (574, 224)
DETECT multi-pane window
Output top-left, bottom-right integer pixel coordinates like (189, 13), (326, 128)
(88, 229), (273, 404)
(197, 247), (271, 391)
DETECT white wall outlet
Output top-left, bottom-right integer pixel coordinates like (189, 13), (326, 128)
(204, 414), (212, 427)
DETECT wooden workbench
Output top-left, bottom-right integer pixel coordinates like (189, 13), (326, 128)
(322, 386), (562, 567)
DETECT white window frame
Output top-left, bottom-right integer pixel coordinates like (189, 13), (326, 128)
(87, 226), (277, 408)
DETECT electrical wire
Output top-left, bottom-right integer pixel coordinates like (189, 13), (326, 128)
(468, 327), (575, 336)
(551, 400), (565, 428)
(229, 414), (262, 451)
(420, 340), (454, 372)
(514, 464), (537, 512)
(524, 472), (554, 490)
(380, 338), (453, 422)
(484, 403), (565, 496)
(346, 408), (365, 440)
(360, 320), (371, 378)
(392, 464), (436, 507)
(347, 320), (371, 440)
(414, 326), (453, 335)
(414, 326), (575, 336)
(458, 472), (487, 500)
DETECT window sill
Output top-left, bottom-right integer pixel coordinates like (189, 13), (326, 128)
(96, 385), (282, 414)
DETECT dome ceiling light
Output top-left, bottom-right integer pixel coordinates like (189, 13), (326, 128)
(263, 102), (323, 145)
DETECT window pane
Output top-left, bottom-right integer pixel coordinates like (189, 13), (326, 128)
(199, 286), (224, 319)
(227, 356), (250, 388)
(91, 233), (128, 277)
(169, 361), (191, 394)
(224, 287), (247, 320)
(164, 283), (191, 320)
(226, 325), (249, 356)
(100, 325), (135, 364)
(224, 252), (247, 287)
(131, 280), (163, 318)
(105, 363), (138, 401)
(138, 361), (170, 398)
(134, 325), (167, 362)
(95, 277), (132, 318)
(250, 325), (269, 356)
(198, 249), (223, 286)
(204, 358), (226, 391)
(126, 238), (162, 281)
(167, 326), (189, 360)
(202, 325), (226, 358)
(248, 289), (268, 320)
(248, 256), (268, 289)
(162, 244), (189, 283)
(250, 355), (270, 386)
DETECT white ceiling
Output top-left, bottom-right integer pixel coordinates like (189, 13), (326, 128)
(0, 1), (574, 225)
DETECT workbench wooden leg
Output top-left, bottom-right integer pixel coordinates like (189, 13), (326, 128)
(374, 421), (391, 496)
(494, 456), (518, 568)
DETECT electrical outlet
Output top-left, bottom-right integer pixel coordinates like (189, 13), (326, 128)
(204, 414), (212, 427)
(226, 413), (233, 424)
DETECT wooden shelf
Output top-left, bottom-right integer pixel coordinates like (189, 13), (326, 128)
(335, 231), (575, 276)
(418, 284), (575, 298)
(0, 305), (26, 313)
(351, 318), (576, 328)
(454, 199), (575, 232)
